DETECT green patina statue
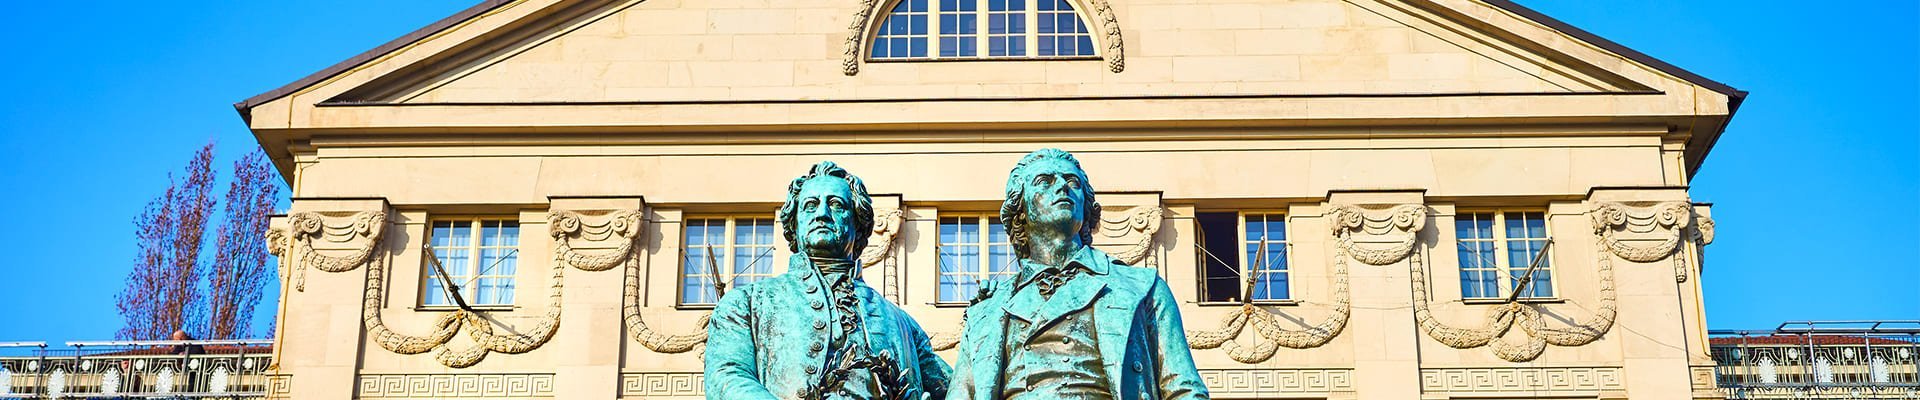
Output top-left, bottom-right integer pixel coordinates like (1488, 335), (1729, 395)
(706, 161), (953, 400)
(948, 149), (1211, 400)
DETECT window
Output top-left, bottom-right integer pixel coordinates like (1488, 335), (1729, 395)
(426, 219), (519, 307)
(936, 215), (1015, 303)
(870, 0), (1096, 60)
(1243, 213), (1289, 301)
(1197, 211), (1290, 303)
(1456, 211), (1552, 299)
(681, 217), (777, 305)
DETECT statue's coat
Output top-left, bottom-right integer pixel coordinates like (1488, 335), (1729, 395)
(947, 247), (1210, 400)
(705, 256), (953, 400)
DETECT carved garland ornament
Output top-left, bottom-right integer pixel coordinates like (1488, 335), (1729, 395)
(270, 209), (656, 367)
(1410, 205), (1698, 362)
(860, 208), (907, 301)
(1184, 205), (1420, 363)
(1098, 206), (1164, 266)
(1589, 201), (1699, 282)
(283, 211), (387, 292)
(841, 0), (1125, 75)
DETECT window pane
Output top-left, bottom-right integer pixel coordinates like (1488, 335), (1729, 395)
(424, 279), (449, 306)
(958, 218), (978, 243)
(874, 0), (932, 60)
(1244, 215), (1260, 240)
(1237, 214), (1288, 301)
(1456, 213), (1499, 299)
(685, 247), (710, 274)
(481, 248), (515, 276)
(989, 243), (1014, 277)
(940, 217), (960, 243)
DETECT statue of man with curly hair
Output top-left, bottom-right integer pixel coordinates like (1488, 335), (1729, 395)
(948, 149), (1209, 400)
(707, 161), (952, 400)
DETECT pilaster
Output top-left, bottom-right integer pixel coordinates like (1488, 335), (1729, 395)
(548, 196), (646, 399)
(273, 198), (390, 400)
(1326, 190), (1427, 400)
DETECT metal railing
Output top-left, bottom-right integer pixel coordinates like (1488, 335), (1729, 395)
(1711, 321), (1920, 399)
(0, 340), (272, 399)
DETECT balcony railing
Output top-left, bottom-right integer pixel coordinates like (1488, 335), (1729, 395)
(1711, 321), (1920, 399)
(0, 340), (272, 399)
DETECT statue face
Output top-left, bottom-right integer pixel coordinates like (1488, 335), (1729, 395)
(1019, 157), (1088, 235)
(795, 176), (859, 258)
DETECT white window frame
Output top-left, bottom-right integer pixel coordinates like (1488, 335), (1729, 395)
(423, 217), (520, 309)
(1455, 210), (1556, 301)
(1240, 212), (1293, 302)
(868, 0), (1101, 61)
(679, 215), (779, 306)
(935, 214), (1016, 304)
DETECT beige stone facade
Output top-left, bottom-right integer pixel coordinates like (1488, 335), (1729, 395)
(239, 0), (1742, 398)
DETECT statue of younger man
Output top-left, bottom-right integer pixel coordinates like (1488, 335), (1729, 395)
(949, 149), (1209, 400)
(707, 161), (952, 400)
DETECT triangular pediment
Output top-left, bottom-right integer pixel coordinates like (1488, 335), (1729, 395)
(279, 0), (1696, 107)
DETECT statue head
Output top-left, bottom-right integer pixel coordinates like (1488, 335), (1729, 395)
(1000, 149), (1102, 260)
(778, 161), (875, 261)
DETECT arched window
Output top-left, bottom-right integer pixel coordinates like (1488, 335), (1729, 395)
(870, 0), (1097, 60)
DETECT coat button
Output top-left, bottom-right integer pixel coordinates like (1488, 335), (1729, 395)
(814, 321), (827, 330)
(806, 286), (818, 294)
(1132, 362), (1143, 372)
(811, 343), (824, 351)
(811, 301), (824, 310)
(801, 272), (813, 279)
(806, 366), (819, 374)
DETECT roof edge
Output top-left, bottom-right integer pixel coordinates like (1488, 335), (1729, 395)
(1478, 0), (1746, 178)
(231, 0), (1751, 116)
(230, 0), (521, 117)
(1479, 0), (1747, 103)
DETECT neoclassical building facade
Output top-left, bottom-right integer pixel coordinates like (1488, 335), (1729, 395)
(238, 0), (1743, 398)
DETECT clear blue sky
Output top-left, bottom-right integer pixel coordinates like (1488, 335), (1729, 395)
(0, 1), (1913, 344)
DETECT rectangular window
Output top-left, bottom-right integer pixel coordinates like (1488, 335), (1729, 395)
(1243, 213), (1289, 301)
(1198, 211), (1290, 303)
(426, 219), (519, 307)
(1456, 211), (1553, 299)
(681, 217), (777, 305)
(937, 215), (1015, 304)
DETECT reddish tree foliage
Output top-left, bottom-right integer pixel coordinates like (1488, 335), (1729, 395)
(119, 142), (219, 340)
(207, 150), (280, 339)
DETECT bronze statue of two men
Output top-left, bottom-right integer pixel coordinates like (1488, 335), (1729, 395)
(705, 149), (1210, 400)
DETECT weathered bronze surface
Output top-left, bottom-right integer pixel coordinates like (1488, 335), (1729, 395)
(705, 162), (953, 400)
(947, 149), (1211, 400)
